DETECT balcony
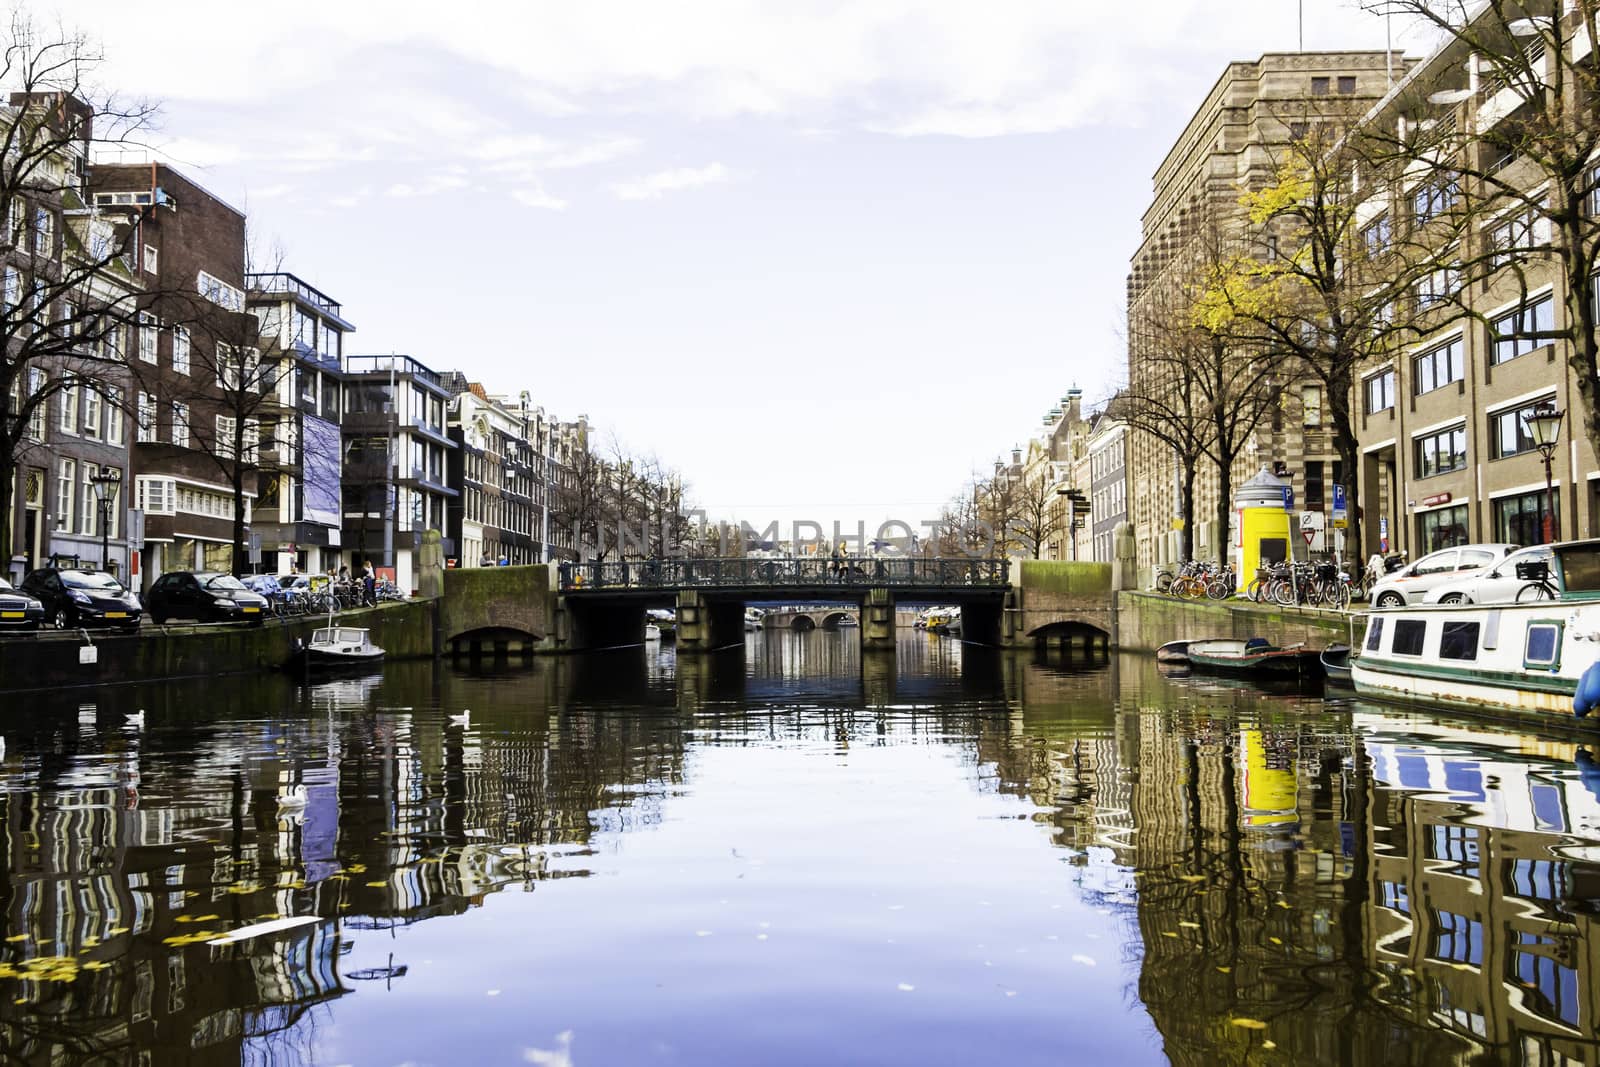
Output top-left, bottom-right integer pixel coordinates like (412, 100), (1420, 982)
(246, 272), (354, 327)
(344, 355), (443, 391)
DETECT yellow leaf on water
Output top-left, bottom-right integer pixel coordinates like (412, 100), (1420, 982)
(366, 881), (387, 888)
(1231, 1018), (1268, 1031)
(107, 928), (129, 936)
(1263, 1041), (1277, 1050)
(195, 915), (220, 922)
(4, 935), (28, 943)
(1161, 931), (1179, 938)
(1268, 937), (1283, 945)
(1275, 901), (1291, 910)
(1216, 966), (1231, 973)
(1179, 875), (1206, 883)
(1179, 922), (1200, 929)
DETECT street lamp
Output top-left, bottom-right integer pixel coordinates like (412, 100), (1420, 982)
(1524, 404), (1564, 543)
(89, 468), (122, 573)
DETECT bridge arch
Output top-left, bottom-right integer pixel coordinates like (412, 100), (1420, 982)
(789, 615), (817, 632)
(448, 625), (544, 657)
(1026, 620), (1110, 655)
(820, 611), (852, 630)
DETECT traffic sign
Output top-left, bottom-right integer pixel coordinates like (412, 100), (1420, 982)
(1302, 528), (1315, 545)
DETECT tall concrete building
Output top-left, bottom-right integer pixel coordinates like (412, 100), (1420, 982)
(1125, 52), (1406, 577)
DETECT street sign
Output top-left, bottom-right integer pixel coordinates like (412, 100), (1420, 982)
(1332, 484), (1347, 514)
(248, 533), (262, 566)
(1299, 511), (1317, 529)
(1281, 486), (1295, 510)
(1302, 528), (1315, 546)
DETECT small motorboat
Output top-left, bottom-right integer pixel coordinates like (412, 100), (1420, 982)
(297, 626), (385, 671)
(1185, 638), (1320, 679)
(1321, 643), (1354, 687)
(645, 622), (662, 642)
(835, 614), (858, 628)
(1156, 638), (1224, 666)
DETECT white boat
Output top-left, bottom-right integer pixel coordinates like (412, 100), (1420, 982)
(298, 626), (385, 671)
(744, 607), (764, 631)
(1353, 540), (1600, 722)
(645, 623), (661, 642)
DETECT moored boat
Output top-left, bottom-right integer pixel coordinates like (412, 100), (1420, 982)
(1185, 638), (1321, 679)
(296, 627), (385, 672)
(1156, 638), (1225, 666)
(645, 623), (661, 642)
(1320, 643), (1353, 687)
(1352, 540), (1600, 722)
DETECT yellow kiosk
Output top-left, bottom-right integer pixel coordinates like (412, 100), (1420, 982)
(1236, 467), (1292, 590)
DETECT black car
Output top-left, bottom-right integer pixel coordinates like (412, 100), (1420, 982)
(0, 576), (46, 631)
(144, 571), (270, 626)
(20, 568), (144, 631)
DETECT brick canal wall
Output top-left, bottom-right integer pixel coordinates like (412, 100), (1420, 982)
(1114, 591), (1356, 653)
(0, 599), (438, 694)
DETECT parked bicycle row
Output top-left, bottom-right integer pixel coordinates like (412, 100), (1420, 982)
(0, 563), (406, 634)
(1150, 537), (1599, 610)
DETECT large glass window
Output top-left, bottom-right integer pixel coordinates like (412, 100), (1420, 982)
(1365, 369), (1395, 414)
(1413, 338), (1464, 395)
(1490, 396), (1557, 458)
(1418, 504), (1469, 553)
(55, 458), (74, 532)
(1413, 177), (1459, 225)
(1495, 490), (1558, 545)
(1415, 425), (1467, 478)
(1490, 296), (1555, 364)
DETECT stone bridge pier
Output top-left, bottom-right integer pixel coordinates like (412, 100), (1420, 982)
(1000, 561), (1118, 655)
(676, 591), (748, 653)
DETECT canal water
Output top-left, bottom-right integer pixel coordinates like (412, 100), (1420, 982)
(1, 630), (1598, 1066)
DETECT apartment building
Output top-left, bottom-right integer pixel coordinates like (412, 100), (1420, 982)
(1125, 52), (1405, 575)
(445, 380), (539, 567)
(2, 93), (136, 581)
(1087, 411), (1129, 564)
(87, 163), (260, 586)
(247, 271), (352, 576)
(1349, 30), (1600, 556)
(340, 354), (456, 591)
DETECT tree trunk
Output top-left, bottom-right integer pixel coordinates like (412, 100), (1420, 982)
(1179, 461), (1197, 563)
(1329, 373), (1362, 564)
(0, 450), (13, 566)
(1216, 459), (1233, 574)
(231, 467), (247, 575)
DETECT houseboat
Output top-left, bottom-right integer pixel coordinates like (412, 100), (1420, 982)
(296, 627), (386, 672)
(1351, 541), (1600, 721)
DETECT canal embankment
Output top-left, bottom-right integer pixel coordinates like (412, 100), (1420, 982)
(1114, 590), (1356, 653)
(0, 599), (438, 693)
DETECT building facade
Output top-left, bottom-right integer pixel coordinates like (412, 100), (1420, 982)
(1087, 413), (1129, 564)
(247, 271), (352, 576)
(340, 354), (456, 591)
(446, 381), (539, 567)
(1125, 52), (1405, 576)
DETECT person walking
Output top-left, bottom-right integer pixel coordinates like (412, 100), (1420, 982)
(362, 561), (377, 606)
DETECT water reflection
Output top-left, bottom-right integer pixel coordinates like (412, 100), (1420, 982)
(0, 632), (1595, 1064)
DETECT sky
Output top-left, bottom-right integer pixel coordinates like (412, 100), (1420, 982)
(57, 0), (1426, 536)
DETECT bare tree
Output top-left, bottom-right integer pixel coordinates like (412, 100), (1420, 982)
(1010, 464), (1068, 560)
(0, 13), (161, 563)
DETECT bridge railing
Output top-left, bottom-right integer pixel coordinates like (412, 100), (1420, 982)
(557, 557), (1010, 592)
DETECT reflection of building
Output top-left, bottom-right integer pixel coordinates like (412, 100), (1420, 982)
(247, 271), (352, 576)
(339, 355), (457, 590)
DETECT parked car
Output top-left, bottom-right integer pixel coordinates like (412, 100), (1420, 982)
(144, 571), (270, 626)
(1422, 538), (1600, 604)
(1368, 543), (1519, 607)
(0, 576), (46, 631)
(19, 567), (143, 631)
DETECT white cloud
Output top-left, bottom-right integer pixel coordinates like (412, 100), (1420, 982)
(611, 162), (738, 201)
(385, 172), (470, 198)
(512, 185), (568, 211)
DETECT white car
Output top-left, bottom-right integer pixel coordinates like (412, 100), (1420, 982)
(1422, 545), (1552, 604)
(1369, 543), (1519, 607)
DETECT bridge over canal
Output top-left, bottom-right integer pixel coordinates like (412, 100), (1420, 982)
(439, 557), (1118, 657)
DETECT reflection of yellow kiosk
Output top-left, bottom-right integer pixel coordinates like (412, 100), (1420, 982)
(1240, 729), (1297, 827)
(1236, 467), (1292, 589)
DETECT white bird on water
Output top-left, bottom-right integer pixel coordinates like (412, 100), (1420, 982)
(449, 709), (471, 728)
(126, 709), (146, 729)
(277, 784), (307, 810)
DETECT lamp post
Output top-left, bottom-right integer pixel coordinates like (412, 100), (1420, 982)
(89, 468), (122, 573)
(1524, 404), (1564, 544)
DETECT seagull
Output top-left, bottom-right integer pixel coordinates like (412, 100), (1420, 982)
(448, 709), (471, 728)
(276, 784), (307, 810)
(125, 709), (146, 729)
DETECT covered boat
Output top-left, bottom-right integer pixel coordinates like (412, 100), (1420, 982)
(297, 627), (385, 671)
(1156, 638), (1224, 666)
(1185, 638), (1321, 679)
(1320, 643), (1353, 687)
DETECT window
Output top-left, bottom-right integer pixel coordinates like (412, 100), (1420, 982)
(1393, 619), (1427, 656)
(1418, 504), (1469, 552)
(171, 402), (190, 448)
(32, 206), (52, 256)
(1490, 296), (1555, 364)
(1312, 76), (1330, 95)
(80, 463), (99, 536)
(106, 387), (124, 446)
(59, 381), (77, 435)
(243, 418), (259, 463)
(1302, 385), (1323, 427)
(136, 476), (175, 515)
(1362, 215), (1391, 257)
(139, 313), (157, 363)
(197, 270), (244, 312)
(172, 326), (189, 374)
(55, 458), (74, 532)
(1525, 623), (1562, 669)
(1415, 265), (1460, 310)
(1338, 76), (1356, 94)
(1494, 490), (1558, 545)
(1415, 425), (1467, 478)
(216, 415), (236, 459)
(1490, 397), (1557, 458)
(1412, 338), (1464, 395)
(143, 244), (158, 274)
(137, 392), (156, 443)
(24, 367), (46, 440)
(83, 387), (101, 437)
(1440, 621), (1480, 661)
(2, 266), (18, 311)
(1305, 461), (1325, 510)
(1413, 178), (1459, 225)
(1365, 616), (1385, 652)
(1430, 909), (1483, 966)
(1489, 201), (1551, 267)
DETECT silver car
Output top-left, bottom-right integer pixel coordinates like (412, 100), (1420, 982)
(1369, 543), (1519, 607)
(1422, 545), (1553, 604)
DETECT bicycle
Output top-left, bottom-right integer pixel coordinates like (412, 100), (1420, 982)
(1514, 559), (1560, 602)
